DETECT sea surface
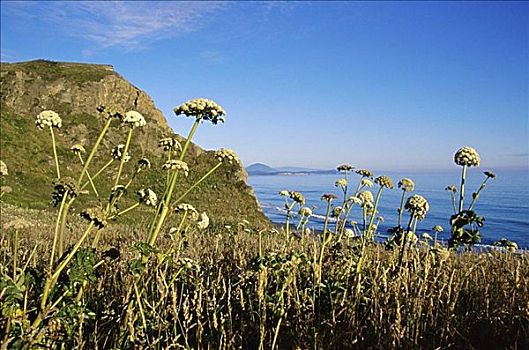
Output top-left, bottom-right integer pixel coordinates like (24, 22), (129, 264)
(248, 169), (529, 249)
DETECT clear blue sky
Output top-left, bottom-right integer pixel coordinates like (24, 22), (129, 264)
(1, 1), (528, 170)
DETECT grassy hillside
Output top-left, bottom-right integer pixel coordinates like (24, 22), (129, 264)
(0, 60), (267, 225)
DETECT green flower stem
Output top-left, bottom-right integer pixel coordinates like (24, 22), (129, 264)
(317, 201), (333, 286)
(114, 127), (133, 188)
(36, 222), (95, 327)
(173, 162), (222, 204)
(338, 204), (354, 241)
(81, 159), (114, 190)
(179, 119), (200, 162)
(50, 190), (68, 270)
(148, 119), (200, 243)
(174, 211), (188, 255)
(77, 153), (99, 197)
(49, 126), (61, 179)
(450, 191), (457, 214)
(285, 202), (296, 240)
(397, 190), (406, 227)
(108, 202), (140, 220)
(57, 199), (74, 258)
(458, 165), (467, 213)
(362, 205), (368, 236)
(78, 118), (112, 186)
(398, 215), (415, 267)
(468, 177), (491, 211)
(148, 172), (179, 246)
(367, 187), (384, 240)
(354, 180), (363, 197)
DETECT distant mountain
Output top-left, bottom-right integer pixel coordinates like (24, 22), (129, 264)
(246, 163), (279, 175)
(247, 163), (338, 176)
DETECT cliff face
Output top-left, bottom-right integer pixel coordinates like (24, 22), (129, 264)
(0, 60), (266, 225)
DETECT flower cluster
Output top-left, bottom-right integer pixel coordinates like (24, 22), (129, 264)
(348, 196), (363, 205)
(432, 225), (444, 233)
(398, 178), (415, 192)
(358, 190), (374, 205)
(174, 98), (226, 124)
(337, 164), (354, 172)
(356, 169), (373, 178)
(279, 190), (289, 197)
(197, 212), (209, 230)
(215, 148), (240, 164)
(111, 144), (131, 162)
(332, 206), (344, 218)
(445, 185), (457, 193)
(405, 194), (430, 220)
(335, 178), (348, 188)
(97, 105), (124, 119)
(137, 158), (151, 171)
(70, 144), (86, 155)
(321, 193), (338, 202)
(484, 171), (496, 179)
(158, 137), (181, 152)
(35, 110), (62, 129)
(162, 160), (189, 176)
(454, 146), (480, 167)
(80, 208), (107, 229)
(361, 179), (373, 188)
(0, 160), (8, 176)
(375, 175), (394, 189)
(289, 191), (305, 204)
(298, 207), (312, 217)
(122, 111), (146, 128)
(174, 203), (199, 220)
(51, 177), (78, 206)
(138, 188), (157, 207)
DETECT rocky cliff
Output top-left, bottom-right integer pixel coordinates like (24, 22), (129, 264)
(0, 60), (267, 225)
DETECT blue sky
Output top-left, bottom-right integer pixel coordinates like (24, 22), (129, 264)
(1, 1), (528, 170)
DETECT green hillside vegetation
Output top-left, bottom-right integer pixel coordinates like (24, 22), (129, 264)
(0, 60), (267, 225)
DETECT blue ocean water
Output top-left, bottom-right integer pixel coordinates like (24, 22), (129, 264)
(248, 169), (529, 249)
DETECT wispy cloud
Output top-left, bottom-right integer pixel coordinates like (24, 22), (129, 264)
(2, 1), (228, 51)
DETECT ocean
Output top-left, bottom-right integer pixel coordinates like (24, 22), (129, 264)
(248, 169), (529, 249)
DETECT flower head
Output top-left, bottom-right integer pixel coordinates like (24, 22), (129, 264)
(321, 193), (338, 202)
(111, 144), (131, 162)
(159, 137), (181, 152)
(174, 203), (199, 220)
(348, 196), (363, 205)
(375, 175), (394, 189)
(358, 190), (374, 205)
(51, 177), (78, 206)
(398, 178), (415, 192)
(197, 212), (209, 230)
(137, 188), (157, 207)
(356, 169), (373, 178)
(484, 171), (496, 179)
(97, 105), (124, 119)
(279, 190), (289, 197)
(122, 111), (146, 128)
(432, 225), (444, 233)
(70, 144), (86, 155)
(454, 146), (480, 167)
(332, 206), (344, 218)
(361, 179), (374, 188)
(80, 208), (107, 229)
(335, 178), (348, 188)
(0, 160), (8, 176)
(289, 191), (305, 204)
(337, 164), (354, 172)
(445, 185), (457, 193)
(174, 98), (226, 124)
(36, 110), (62, 129)
(493, 238), (518, 253)
(215, 148), (240, 164)
(137, 158), (151, 171)
(162, 160), (189, 176)
(344, 228), (355, 238)
(405, 194), (430, 220)
(298, 207), (312, 217)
